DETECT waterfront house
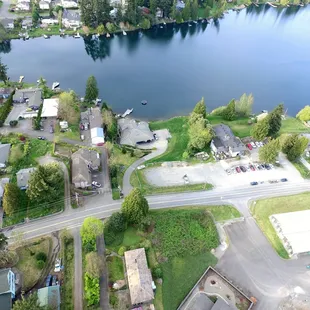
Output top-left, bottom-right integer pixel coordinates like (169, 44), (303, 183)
(0, 144), (11, 167)
(21, 18), (32, 29)
(211, 124), (246, 158)
(0, 269), (16, 310)
(3, 20), (14, 30)
(61, 0), (78, 8)
(176, 0), (185, 9)
(13, 88), (42, 106)
(41, 18), (58, 25)
(156, 7), (163, 18)
(16, 167), (36, 190)
(16, 2), (30, 10)
(62, 18), (81, 28)
(118, 118), (154, 147)
(124, 248), (154, 306)
(39, 1), (50, 9)
(41, 98), (59, 118)
(37, 286), (60, 310)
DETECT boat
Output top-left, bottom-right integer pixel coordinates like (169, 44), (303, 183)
(121, 108), (133, 118)
(52, 82), (60, 90)
(163, 21), (166, 25)
(122, 30), (127, 35)
(25, 33), (29, 40)
(19, 76), (24, 83)
(74, 33), (81, 38)
(193, 20), (197, 24)
(141, 100), (147, 106)
(189, 23), (192, 27)
(160, 25), (163, 28)
(106, 33), (111, 38)
(43, 34), (50, 39)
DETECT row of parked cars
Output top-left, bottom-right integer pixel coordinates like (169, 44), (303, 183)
(250, 178), (288, 186)
(46, 274), (58, 287)
(226, 163), (274, 175)
(246, 141), (265, 150)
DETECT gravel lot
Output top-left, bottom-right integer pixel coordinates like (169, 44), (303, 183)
(144, 153), (303, 189)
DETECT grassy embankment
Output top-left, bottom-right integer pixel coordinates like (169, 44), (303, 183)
(14, 237), (51, 290)
(251, 192), (310, 259)
(106, 205), (241, 309)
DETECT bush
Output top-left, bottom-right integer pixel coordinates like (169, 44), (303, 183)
(84, 272), (100, 306)
(107, 212), (127, 233)
(0, 120), (3, 127)
(9, 120), (18, 127)
(36, 252), (47, 262)
(0, 92), (13, 123)
(121, 147), (127, 154)
(152, 267), (163, 279)
(118, 246), (126, 256)
(139, 239), (152, 249)
(36, 260), (45, 269)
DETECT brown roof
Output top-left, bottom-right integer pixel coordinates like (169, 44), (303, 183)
(124, 248), (154, 305)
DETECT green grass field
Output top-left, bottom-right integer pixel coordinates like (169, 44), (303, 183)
(280, 117), (310, 134)
(107, 256), (124, 282)
(251, 192), (310, 259)
(293, 161), (310, 179)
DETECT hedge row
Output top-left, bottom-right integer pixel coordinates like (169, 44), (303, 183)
(0, 91), (14, 125)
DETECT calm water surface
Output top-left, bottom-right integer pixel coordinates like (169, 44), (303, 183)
(1, 5), (310, 120)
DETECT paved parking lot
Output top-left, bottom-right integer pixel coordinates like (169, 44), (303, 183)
(143, 153), (303, 189)
(4, 104), (27, 125)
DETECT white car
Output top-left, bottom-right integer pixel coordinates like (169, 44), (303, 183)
(92, 181), (102, 188)
(226, 169), (231, 175)
(255, 142), (261, 147)
(137, 165), (146, 170)
(259, 142), (264, 147)
(269, 164), (274, 169)
(250, 142), (256, 148)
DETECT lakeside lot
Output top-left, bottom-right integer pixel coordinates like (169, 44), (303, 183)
(149, 115), (310, 163)
(106, 205), (241, 309)
(251, 192), (310, 259)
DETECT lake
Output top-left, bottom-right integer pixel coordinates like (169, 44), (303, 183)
(1, 4), (310, 120)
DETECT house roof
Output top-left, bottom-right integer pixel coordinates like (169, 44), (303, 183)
(0, 293), (12, 310)
(13, 88), (41, 106)
(71, 156), (91, 185)
(0, 269), (11, 294)
(212, 124), (246, 153)
(38, 285), (60, 310)
(124, 248), (154, 305)
(212, 298), (232, 310)
(72, 148), (100, 168)
(89, 107), (102, 128)
(118, 119), (154, 147)
(0, 144), (10, 164)
(16, 167), (36, 188)
(41, 98), (59, 118)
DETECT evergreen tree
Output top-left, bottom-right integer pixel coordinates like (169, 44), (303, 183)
(182, 0), (191, 20)
(13, 293), (46, 310)
(3, 183), (21, 216)
(95, 0), (110, 25)
(190, 0), (198, 20)
(267, 103), (284, 136)
(80, 0), (95, 26)
(32, 3), (40, 25)
(251, 118), (270, 141)
(192, 97), (206, 118)
(121, 188), (149, 224)
(0, 58), (8, 84)
(150, 0), (158, 14)
(282, 134), (308, 161)
(222, 99), (236, 121)
(259, 139), (280, 163)
(85, 75), (99, 103)
(0, 233), (7, 250)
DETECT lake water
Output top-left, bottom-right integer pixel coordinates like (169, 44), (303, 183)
(1, 4), (310, 120)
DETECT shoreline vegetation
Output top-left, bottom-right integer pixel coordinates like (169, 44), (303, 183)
(2, 2), (308, 41)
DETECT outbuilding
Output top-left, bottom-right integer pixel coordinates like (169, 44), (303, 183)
(41, 98), (59, 118)
(91, 127), (105, 146)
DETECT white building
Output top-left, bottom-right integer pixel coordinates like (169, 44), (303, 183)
(91, 127), (104, 146)
(61, 0), (78, 8)
(41, 18), (58, 25)
(41, 98), (59, 118)
(62, 18), (81, 28)
(16, 2), (30, 11)
(39, 1), (49, 9)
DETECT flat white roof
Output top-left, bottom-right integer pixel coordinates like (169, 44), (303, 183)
(271, 210), (310, 254)
(41, 98), (59, 118)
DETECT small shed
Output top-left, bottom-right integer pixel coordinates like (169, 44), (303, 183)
(37, 285), (60, 310)
(41, 98), (59, 118)
(91, 127), (104, 145)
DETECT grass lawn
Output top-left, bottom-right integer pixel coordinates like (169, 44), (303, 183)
(106, 256), (124, 282)
(61, 233), (74, 310)
(280, 117), (310, 134)
(15, 238), (51, 290)
(293, 161), (310, 179)
(57, 124), (81, 141)
(149, 116), (189, 163)
(130, 167), (213, 195)
(251, 192), (310, 259)
(122, 227), (142, 246)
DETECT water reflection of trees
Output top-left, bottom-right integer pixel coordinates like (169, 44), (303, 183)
(83, 35), (111, 61)
(0, 40), (11, 54)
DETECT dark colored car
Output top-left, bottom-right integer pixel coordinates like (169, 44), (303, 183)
(281, 178), (288, 182)
(38, 136), (46, 140)
(249, 165), (255, 171)
(236, 167), (241, 173)
(240, 166), (246, 173)
(265, 164), (271, 170)
(46, 275), (52, 287)
(52, 275), (57, 286)
(250, 182), (258, 186)
(30, 105), (40, 111)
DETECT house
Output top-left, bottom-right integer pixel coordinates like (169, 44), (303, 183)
(41, 18), (58, 25)
(124, 248), (154, 306)
(13, 88), (42, 106)
(71, 148), (101, 188)
(0, 88), (13, 99)
(210, 124), (246, 158)
(61, 0), (78, 8)
(256, 112), (268, 122)
(91, 127), (105, 146)
(39, 1), (49, 9)
(3, 20), (14, 30)
(0, 269), (16, 310)
(16, 2), (30, 10)
(37, 285), (60, 310)
(0, 144), (11, 167)
(176, 0), (185, 9)
(118, 118), (154, 147)
(41, 98), (59, 118)
(21, 19), (32, 29)
(62, 18), (81, 28)
(16, 168), (36, 189)
(156, 7), (163, 18)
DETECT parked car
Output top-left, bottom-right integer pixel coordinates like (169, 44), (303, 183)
(247, 143), (253, 150)
(226, 169), (231, 175)
(92, 181), (102, 188)
(50, 126), (54, 133)
(250, 142), (256, 148)
(240, 166), (246, 173)
(255, 142), (260, 147)
(30, 105), (40, 111)
(281, 178), (288, 182)
(269, 164), (274, 169)
(236, 167), (241, 173)
(250, 182), (258, 186)
(249, 165), (255, 171)
(38, 136), (46, 140)
(52, 275), (57, 286)
(265, 164), (271, 170)
(259, 142), (264, 147)
(46, 275), (52, 287)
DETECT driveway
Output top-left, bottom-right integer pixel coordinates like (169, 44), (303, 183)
(4, 104), (27, 125)
(143, 153), (303, 189)
(0, 0), (16, 20)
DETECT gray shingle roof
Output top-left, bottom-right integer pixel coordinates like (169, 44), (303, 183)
(13, 89), (42, 106)
(16, 167), (36, 188)
(0, 269), (10, 294)
(0, 144), (10, 165)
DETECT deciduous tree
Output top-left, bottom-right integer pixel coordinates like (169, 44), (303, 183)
(106, 211), (127, 232)
(85, 75), (99, 103)
(190, 0), (198, 20)
(58, 91), (80, 124)
(282, 134), (308, 161)
(140, 18), (151, 29)
(3, 183), (22, 216)
(0, 58), (8, 84)
(251, 118), (270, 141)
(182, 0), (191, 20)
(102, 108), (117, 141)
(80, 217), (104, 249)
(192, 97), (206, 118)
(121, 188), (149, 224)
(13, 293), (46, 310)
(235, 93), (254, 117)
(85, 252), (104, 278)
(267, 103), (284, 136)
(296, 106), (310, 122)
(96, 24), (105, 35)
(258, 139), (279, 163)
(222, 99), (236, 121)
(32, 3), (40, 25)
(0, 233), (8, 250)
